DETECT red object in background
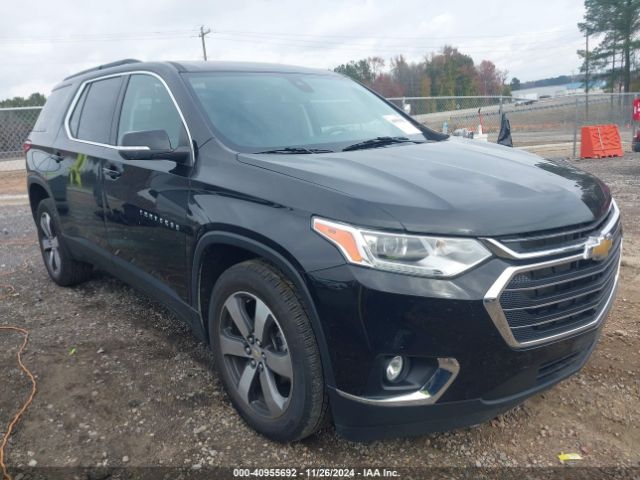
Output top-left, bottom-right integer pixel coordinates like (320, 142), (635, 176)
(580, 125), (624, 159)
(633, 98), (640, 121)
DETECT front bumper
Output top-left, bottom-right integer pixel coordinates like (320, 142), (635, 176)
(328, 326), (601, 441)
(306, 251), (617, 440)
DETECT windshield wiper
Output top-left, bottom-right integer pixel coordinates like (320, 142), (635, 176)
(342, 136), (423, 152)
(254, 147), (334, 154)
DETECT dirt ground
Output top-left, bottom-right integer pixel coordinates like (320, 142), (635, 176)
(0, 170), (26, 196)
(0, 154), (639, 477)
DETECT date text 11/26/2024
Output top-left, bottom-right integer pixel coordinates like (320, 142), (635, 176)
(233, 468), (401, 478)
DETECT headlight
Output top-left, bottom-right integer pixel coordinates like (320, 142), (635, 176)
(312, 217), (491, 278)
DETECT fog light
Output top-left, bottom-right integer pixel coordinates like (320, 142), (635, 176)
(385, 356), (404, 382)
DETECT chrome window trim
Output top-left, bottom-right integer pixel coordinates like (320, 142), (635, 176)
(484, 241), (622, 349)
(334, 358), (459, 406)
(481, 200), (619, 260)
(63, 70), (195, 160)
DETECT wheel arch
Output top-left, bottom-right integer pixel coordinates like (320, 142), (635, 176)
(27, 176), (52, 219)
(192, 230), (336, 387)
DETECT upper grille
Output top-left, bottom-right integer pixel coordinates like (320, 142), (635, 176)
(485, 200), (622, 347)
(496, 204), (615, 256)
(500, 236), (620, 343)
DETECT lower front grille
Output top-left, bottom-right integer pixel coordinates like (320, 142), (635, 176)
(536, 347), (587, 383)
(484, 230), (621, 348)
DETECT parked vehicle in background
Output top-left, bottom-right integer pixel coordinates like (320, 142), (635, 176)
(632, 130), (640, 152)
(515, 93), (538, 106)
(25, 59), (621, 441)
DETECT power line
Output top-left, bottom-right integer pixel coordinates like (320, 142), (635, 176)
(206, 29), (580, 51)
(0, 26), (580, 47)
(209, 32), (582, 54)
(0, 34), (196, 46)
(0, 28), (198, 41)
(213, 27), (578, 40)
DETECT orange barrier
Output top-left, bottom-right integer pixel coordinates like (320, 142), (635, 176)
(580, 125), (624, 159)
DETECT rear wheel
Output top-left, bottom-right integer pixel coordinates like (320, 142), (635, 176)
(209, 259), (328, 441)
(35, 199), (92, 286)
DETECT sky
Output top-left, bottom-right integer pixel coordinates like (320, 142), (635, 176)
(1, 0), (587, 99)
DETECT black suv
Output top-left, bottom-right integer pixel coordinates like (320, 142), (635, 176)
(26, 59), (621, 442)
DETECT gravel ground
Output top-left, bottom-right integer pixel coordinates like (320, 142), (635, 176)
(0, 154), (639, 477)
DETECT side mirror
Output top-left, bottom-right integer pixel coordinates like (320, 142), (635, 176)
(118, 129), (190, 163)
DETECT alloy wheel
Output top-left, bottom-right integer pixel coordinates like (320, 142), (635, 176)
(40, 212), (61, 276)
(218, 291), (294, 418)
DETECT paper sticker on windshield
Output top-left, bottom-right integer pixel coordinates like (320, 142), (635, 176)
(383, 114), (421, 135)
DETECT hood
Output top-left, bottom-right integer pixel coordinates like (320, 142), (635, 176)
(238, 138), (611, 236)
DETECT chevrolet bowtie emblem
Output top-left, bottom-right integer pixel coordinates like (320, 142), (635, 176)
(584, 233), (613, 261)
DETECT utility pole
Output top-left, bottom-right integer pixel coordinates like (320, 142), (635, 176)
(199, 25), (211, 61)
(585, 32), (590, 120)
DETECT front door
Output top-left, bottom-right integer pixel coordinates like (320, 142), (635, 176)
(102, 73), (192, 301)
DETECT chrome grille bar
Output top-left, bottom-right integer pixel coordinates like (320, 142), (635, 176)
(504, 240), (620, 291)
(482, 200), (620, 260)
(499, 206), (613, 243)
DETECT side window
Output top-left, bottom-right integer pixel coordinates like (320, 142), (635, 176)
(117, 75), (186, 149)
(70, 77), (122, 144)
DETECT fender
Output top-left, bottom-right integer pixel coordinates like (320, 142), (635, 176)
(191, 231), (336, 387)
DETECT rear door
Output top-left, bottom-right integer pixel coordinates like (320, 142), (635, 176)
(102, 73), (192, 301)
(56, 76), (125, 251)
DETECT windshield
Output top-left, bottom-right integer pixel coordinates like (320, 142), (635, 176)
(185, 72), (429, 153)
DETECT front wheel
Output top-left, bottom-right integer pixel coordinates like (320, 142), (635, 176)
(208, 260), (328, 441)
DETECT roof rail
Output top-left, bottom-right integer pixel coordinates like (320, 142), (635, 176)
(64, 59), (142, 81)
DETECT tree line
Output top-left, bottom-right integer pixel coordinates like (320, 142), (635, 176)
(0, 93), (46, 108)
(333, 46), (511, 98)
(579, 0), (640, 92)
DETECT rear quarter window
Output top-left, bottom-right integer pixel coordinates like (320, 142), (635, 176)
(32, 85), (72, 133)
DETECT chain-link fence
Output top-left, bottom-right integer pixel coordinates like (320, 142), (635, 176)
(388, 93), (639, 158)
(1, 94), (639, 163)
(0, 106), (42, 160)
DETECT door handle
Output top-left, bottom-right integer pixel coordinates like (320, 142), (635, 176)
(52, 151), (64, 163)
(102, 166), (122, 179)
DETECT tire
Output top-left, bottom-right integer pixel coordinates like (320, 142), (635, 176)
(208, 259), (328, 441)
(35, 198), (93, 286)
